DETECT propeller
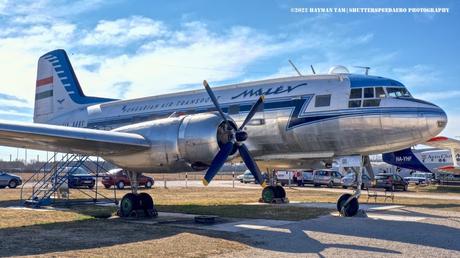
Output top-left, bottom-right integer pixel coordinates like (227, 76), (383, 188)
(201, 80), (266, 187)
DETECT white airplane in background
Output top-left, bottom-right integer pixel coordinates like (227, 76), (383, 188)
(383, 136), (460, 174)
(0, 49), (449, 217)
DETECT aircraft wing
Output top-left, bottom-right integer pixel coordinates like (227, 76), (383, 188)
(425, 136), (460, 174)
(436, 165), (460, 174)
(0, 120), (150, 156)
(425, 136), (460, 150)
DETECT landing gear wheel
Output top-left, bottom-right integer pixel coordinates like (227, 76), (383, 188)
(274, 185), (286, 199)
(337, 193), (359, 217)
(262, 186), (275, 203)
(119, 193), (138, 217)
(138, 193), (158, 217)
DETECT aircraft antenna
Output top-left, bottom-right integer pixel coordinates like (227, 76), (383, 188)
(354, 66), (371, 75)
(288, 59), (303, 76)
(310, 65), (316, 74)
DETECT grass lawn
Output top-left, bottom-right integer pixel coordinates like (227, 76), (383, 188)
(2, 185), (460, 256)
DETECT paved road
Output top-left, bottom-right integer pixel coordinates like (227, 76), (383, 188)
(21, 179), (460, 201)
(157, 180), (460, 201)
(209, 205), (460, 257)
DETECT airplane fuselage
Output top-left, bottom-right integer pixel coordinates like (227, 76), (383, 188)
(46, 73), (447, 171)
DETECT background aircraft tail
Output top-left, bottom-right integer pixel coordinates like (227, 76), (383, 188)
(382, 148), (431, 172)
(33, 49), (115, 123)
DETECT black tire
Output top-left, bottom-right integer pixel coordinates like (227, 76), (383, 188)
(342, 186), (347, 189)
(0, 185), (6, 189)
(88, 183), (95, 189)
(8, 180), (18, 189)
(138, 193), (154, 210)
(314, 184), (320, 187)
(337, 193), (359, 217)
(116, 181), (125, 189)
(119, 193), (139, 217)
(360, 183), (365, 190)
(274, 185), (286, 199)
(145, 180), (153, 189)
(262, 186), (276, 203)
(404, 184), (408, 191)
(103, 184), (111, 189)
(327, 181), (333, 188)
(391, 185), (395, 192)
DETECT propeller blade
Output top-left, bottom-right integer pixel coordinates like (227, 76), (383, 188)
(238, 143), (266, 187)
(203, 141), (234, 186)
(238, 95), (265, 130)
(203, 80), (230, 126)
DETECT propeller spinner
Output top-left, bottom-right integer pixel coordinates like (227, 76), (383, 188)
(202, 80), (266, 187)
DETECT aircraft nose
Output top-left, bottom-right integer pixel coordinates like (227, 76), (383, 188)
(424, 102), (447, 137)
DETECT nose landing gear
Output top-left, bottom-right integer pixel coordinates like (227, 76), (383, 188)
(118, 171), (158, 218)
(336, 157), (368, 217)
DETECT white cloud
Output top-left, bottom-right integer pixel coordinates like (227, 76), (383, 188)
(391, 64), (441, 88)
(81, 16), (166, 46)
(75, 23), (300, 99)
(413, 90), (460, 102)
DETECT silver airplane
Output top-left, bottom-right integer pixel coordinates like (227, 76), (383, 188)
(0, 49), (448, 216)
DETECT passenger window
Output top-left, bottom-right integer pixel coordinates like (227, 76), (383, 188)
(364, 88), (374, 98)
(376, 87), (386, 98)
(363, 99), (381, 107)
(228, 105), (240, 115)
(350, 88), (362, 99)
(348, 100), (361, 108)
(314, 94), (331, 107)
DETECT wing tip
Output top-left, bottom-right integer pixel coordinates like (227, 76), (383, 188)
(427, 136), (449, 142)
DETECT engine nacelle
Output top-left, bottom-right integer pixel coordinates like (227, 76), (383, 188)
(105, 113), (233, 172)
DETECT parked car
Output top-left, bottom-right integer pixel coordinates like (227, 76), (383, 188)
(313, 169), (342, 188)
(59, 167), (96, 189)
(404, 172), (434, 185)
(375, 173), (408, 191)
(341, 173), (372, 189)
(241, 170), (255, 184)
(236, 173), (245, 182)
(0, 171), (22, 188)
(296, 170), (314, 186)
(276, 170), (314, 186)
(102, 168), (154, 189)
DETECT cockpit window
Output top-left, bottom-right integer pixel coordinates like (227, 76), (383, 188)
(375, 87), (386, 98)
(363, 88), (374, 98)
(387, 87), (411, 98)
(350, 88), (362, 99)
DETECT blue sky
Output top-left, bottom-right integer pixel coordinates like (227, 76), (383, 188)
(0, 0), (458, 161)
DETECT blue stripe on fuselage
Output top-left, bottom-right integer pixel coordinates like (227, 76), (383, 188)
(86, 97), (443, 130)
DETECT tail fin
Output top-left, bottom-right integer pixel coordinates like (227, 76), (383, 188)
(382, 148), (431, 172)
(33, 49), (115, 123)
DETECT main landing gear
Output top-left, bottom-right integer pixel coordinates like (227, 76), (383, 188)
(118, 171), (158, 218)
(260, 185), (289, 204)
